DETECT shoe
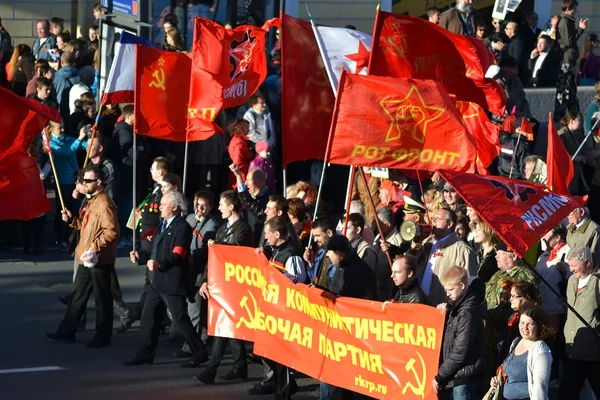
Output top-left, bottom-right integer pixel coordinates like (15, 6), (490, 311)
(58, 241), (69, 250)
(86, 339), (110, 348)
(248, 383), (275, 395)
(46, 332), (75, 343)
(173, 350), (191, 358)
(58, 296), (69, 306)
(181, 354), (209, 368)
(123, 356), (154, 366)
(219, 368), (248, 381)
(115, 319), (134, 334)
(194, 368), (216, 384)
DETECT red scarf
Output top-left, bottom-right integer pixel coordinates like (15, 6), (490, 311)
(548, 242), (566, 262)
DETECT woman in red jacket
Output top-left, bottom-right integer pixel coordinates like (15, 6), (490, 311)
(227, 119), (253, 187)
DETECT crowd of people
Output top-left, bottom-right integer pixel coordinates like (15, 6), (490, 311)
(1, 1), (600, 400)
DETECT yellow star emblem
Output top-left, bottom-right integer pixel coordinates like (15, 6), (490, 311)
(380, 85), (445, 144)
(157, 57), (165, 67)
(456, 101), (479, 119)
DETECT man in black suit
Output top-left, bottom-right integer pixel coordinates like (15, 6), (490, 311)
(521, 12), (543, 52)
(504, 22), (529, 85)
(124, 190), (208, 367)
(528, 35), (560, 88)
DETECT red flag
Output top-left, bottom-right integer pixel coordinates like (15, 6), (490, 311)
(519, 118), (534, 141)
(328, 71), (477, 173)
(455, 101), (501, 175)
(41, 128), (52, 153)
(440, 170), (583, 258)
(190, 17), (280, 109)
(547, 113), (574, 196)
(0, 87), (58, 220)
(281, 13), (335, 166)
(134, 45), (222, 141)
(369, 12), (506, 115)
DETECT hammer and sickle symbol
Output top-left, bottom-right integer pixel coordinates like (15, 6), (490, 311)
(149, 68), (166, 91)
(402, 351), (427, 399)
(235, 290), (264, 330)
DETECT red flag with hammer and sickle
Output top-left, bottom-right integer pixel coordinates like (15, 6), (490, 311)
(190, 17), (280, 109)
(135, 45), (223, 141)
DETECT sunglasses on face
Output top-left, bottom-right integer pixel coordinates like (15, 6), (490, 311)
(82, 178), (98, 183)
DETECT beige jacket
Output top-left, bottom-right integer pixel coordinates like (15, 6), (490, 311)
(567, 218), (600, 265)
(70, 191), (119, 266)
(415, 233), (477, 305)
(564, 270), (600, 361)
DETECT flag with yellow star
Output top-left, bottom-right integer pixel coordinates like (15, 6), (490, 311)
(369, 12), (506, 116)
(328, 70), (477, 173)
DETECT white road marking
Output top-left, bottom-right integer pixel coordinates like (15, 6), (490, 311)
(0, 366), (64, 374)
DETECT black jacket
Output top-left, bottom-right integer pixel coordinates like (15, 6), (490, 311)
(496, 131), (530, 180)
(527, 49), (560, 88)
(435, 279), (486, 388)
(392, 278), (428, 304)
(372, 242), (395, 302)
(238, 187), (270, 246)
(505, 35), (529, 84)
(559, 127), (591, 196)
(186, 213), (219, 286)
(138, 215), (194, 296)
(328, 251), (377, 301)
(200, 218), (254, 285)
(138, 185), (163, 239)
(263, 239), (307, 284)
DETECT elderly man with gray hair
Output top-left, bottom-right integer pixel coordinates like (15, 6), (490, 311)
(566, 206), (600, 265)
(560, 246), (600, 398)
(125, 190), (207, 367)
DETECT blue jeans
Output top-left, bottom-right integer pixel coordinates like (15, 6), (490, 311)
(319, 382), (332, 400)
(449, 382), (479, 400)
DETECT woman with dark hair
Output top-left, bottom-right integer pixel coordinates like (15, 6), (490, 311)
(558, 110), (591, 195)
(577, 33), (599, 85)
(163, 28), (185, 52)
(490, 306), (554, 400)
(501, 281), (540, 359)
(226, 119), (253, 186)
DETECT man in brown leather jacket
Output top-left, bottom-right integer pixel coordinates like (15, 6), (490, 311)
(47, 166), (119, 348)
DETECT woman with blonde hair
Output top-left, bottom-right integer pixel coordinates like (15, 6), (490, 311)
(473, 220), (501, 283)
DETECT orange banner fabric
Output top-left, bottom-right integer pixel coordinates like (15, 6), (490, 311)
(207, 245), (445, 399)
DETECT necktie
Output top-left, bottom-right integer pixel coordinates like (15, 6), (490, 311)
(160, 220), (167, 234)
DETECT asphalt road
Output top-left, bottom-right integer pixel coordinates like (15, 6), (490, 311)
(0, 247), (320, 400)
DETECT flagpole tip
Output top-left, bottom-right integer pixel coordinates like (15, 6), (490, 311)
(376, 3), (380, 11)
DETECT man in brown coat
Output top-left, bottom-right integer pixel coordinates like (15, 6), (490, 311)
(47, 166), (119, 348)
(438, 0), (477, 36)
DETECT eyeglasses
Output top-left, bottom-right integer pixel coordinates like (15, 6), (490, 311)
(82, 178), (98, 183)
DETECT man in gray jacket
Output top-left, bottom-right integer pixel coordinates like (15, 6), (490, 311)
(176, 191), (219, 357)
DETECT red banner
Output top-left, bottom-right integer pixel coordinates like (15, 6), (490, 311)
(440, 170), (584, 257)
(208, 245), (444, 399)
(327, 71), (477, 173)
(134, 45), (222, 141)
(190, 17), (279, 109)
(369, 12), (506, 115)
(281, 13), (334, 166)
(455, 101), (501, 175)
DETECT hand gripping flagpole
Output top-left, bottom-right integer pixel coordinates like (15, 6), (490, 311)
(572, 116), (600, 161)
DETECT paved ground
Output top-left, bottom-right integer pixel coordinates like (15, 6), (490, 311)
(0, 247), (320, 400)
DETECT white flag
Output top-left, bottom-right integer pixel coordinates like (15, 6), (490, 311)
(312, 26), (372, 95)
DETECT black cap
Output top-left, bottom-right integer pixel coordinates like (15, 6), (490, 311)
(325, 235), (352, 254)
(495, 241), (509, 252)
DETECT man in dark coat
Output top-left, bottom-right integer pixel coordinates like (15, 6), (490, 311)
(124, 191), (208, 367)
(194, 190), (254, 383)
(528, 35), (560, 88)
(382, 255), (428, 308)
(231, 164), (270, 245)
(433, 267), (486, 398)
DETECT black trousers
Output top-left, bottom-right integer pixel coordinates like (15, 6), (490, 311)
(136, 286), (207, 360)
(22, 215), (46, 251)
(263, 359), (292, 399)
(206, 336), (247, 372)
(559, 358), (600, 398)
(56, 264), (114, 341)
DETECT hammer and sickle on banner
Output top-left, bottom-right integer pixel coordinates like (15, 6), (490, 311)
(384, 36), (407, 59)
(402, 350), (427, 399)
(188, 108), (218, 121)
(235, 290), (265, 330)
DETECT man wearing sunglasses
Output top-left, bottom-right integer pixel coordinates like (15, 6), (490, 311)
(47, 166), (119, 348)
